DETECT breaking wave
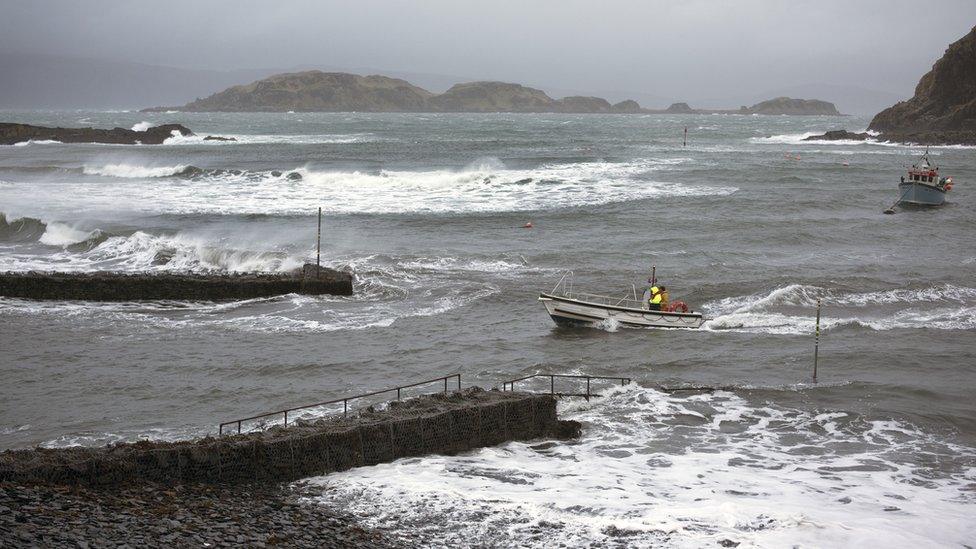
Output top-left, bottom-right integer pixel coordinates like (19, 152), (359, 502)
(703, 283), (976, 333)
(55, 158), (736, 214)
(308, 384), (976, 547)
(750, 131), (976, 149)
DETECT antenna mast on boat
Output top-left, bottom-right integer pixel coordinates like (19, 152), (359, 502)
(316, 207), (322, 276)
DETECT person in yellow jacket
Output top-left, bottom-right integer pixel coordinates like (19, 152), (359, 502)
(659, 286), (670, 311)
(648, 285), (663, 310)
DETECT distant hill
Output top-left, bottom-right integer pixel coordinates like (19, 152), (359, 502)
(647, 98), (842, 115)
(167, 72), (433, 112)
(745, 97), (840, 115)
(869, 25), (976, 142)
(426, 81), (554, 112)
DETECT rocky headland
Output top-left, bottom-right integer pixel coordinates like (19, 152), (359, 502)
(805, 25), (976, 145)
(142, 70), (842, 116)
(0, 122), (193, 145)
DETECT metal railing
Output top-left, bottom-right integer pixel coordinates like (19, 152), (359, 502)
(548, 271), (646, 309)
(501, 373), (631, 401)
(218, 373), (462, 435)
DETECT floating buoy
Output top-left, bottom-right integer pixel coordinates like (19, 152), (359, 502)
(795, 155), (801, 161)
(842, 162), (849, 167)
(523, 222), (533, 229)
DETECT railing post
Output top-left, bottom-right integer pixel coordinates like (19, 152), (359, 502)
(550, 375), (554, 396)
(343, 399), (347, 417)
(284, 410), (288, 427)
(397, 387), (401, 400)
(444, 377), (448, 392)
(586, 376), (591, 401)
(237, 421), (241, 435)
(219, 424), (223, 436)
(457, 374), (461, 390)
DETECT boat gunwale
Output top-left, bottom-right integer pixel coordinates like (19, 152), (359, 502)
(539, 292), (704, 318)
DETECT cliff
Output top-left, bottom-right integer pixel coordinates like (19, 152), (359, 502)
(869, 25), (976, 141)
(0, 123), (192, 145)
(162, 71), (433, 112)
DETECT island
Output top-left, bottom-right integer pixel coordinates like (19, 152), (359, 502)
(650, 98), (841, 116)
(142, 70), (843, 116)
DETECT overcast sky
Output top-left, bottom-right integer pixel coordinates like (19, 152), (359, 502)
(3, 0), (975, 107)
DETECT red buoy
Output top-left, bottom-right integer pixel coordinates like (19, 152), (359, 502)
(523, 222), (533, 229)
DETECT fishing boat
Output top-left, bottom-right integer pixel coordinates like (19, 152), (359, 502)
(888, 151), (953, 212)
(538, 272), (705, 329)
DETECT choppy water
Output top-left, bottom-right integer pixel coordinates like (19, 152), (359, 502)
(1, 111), (975, 546)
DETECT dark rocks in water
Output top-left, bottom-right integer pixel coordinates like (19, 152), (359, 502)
(869, 25), (976, 144)
(173, 165), (204, 178)
(202, 135), (236, 141)
(0, 122), (193, 145)
(803, 130), (872, 141)
(0, 263), (353, 301)
(611, 99), (642, 113)
(0, 387), (576, 487)
(665, 102), (695, 114)
(286, 171), (303, 181)
(270, 170), (283, 177)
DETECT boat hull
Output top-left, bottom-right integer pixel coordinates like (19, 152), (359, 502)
(539, 293), (705, 329)
(898, 182), (947, 206)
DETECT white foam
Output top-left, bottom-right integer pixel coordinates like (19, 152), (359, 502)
(8, 139), (61, 147)
(38, 222), (94, 247)
(130, 121), (153, 132)
(82, 163), (188, 178)
(751, 132), (976, 149)
(161, 133), (372, 145)
(703, 284), (976, 334)
(58, 158), (733, 215)
(305, 385), (976, 547)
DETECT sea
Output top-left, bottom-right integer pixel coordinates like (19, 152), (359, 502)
(1, 110), (974, 547)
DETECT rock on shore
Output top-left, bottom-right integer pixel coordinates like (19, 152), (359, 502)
(0, 123), (193, 145)
(868, 25), (976, 144)
(800, 26), (976, 146)
(0, 481), (396, 548)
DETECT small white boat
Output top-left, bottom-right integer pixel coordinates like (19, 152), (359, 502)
(538, 273), (705, 329)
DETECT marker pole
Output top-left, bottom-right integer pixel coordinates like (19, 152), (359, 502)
(813, 298), (821, 383)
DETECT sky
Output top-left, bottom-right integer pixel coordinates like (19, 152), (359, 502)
(2, 0), (975, 110)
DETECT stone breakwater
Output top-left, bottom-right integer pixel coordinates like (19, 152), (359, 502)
(0, 482), (396, 548)
(0, 388), (580, 487)
(0, 263), (353, 301)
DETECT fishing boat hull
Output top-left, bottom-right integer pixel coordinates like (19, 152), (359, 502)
(898, 181), (947, 206)
(538, 293), (705, 329)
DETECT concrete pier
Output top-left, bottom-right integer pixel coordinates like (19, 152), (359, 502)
(0, 263), (352, 301)
(0, 388), (579, 486)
